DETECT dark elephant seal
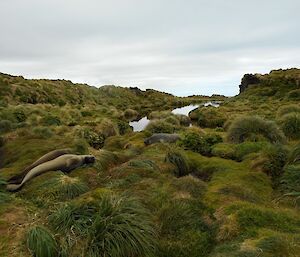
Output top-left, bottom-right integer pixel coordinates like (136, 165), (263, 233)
(6, 154), (95, 192)
(7, 149), (72, 184)
(144, 133), (180, 145)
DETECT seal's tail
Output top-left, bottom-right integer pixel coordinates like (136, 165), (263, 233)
(6, 183), (23, 192)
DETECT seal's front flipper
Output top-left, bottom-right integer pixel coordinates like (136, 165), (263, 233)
(64, 157), (81, 172)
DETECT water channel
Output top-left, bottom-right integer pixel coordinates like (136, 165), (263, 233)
(129, 101), (221, 132)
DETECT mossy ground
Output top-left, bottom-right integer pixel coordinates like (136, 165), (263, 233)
(0, 69), (300, 256)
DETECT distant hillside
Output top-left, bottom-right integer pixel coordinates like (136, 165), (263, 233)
(238, 68), (300, 99)
(0, 72), (220, 110)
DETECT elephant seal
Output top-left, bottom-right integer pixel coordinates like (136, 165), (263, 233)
(144, 133), (180, 145)
(7, 149), (72, 184)
(6, 154), (95, 192)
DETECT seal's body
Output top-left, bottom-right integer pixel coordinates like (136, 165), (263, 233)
(144, 133), (180, 145)
(7, 154), (95, 192)
(7, 149), (72, 184)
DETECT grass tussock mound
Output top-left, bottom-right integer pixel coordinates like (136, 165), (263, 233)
(41, 174), (89, 201)
(26, 226), (59, 257)
(49, 193), (157, 257)
(145, 120), (176, 134)
(227, 116), (285, 143)
(279, 112), (300, 139)
(165, 149), (190, 177)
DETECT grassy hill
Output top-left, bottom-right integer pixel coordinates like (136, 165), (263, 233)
(0, 69), (300, 257)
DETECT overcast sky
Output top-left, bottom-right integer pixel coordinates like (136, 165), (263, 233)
(0, 0), (299, 96)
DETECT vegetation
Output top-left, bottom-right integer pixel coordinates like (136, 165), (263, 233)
(279, 112), (300, 139)
(26, 226), (59, 257)
(165, 149), (189, 177)
(49, 193), (156, 257)
(227, 116), (286, 143)
(1, 69), (300, 257)
(180, 131), (222, 156)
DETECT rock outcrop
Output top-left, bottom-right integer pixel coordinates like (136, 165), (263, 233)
(239, 74), (261, 94)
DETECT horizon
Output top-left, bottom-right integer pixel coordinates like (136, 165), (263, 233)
(0, 0), (299, 96)
(2, 67), (298, 98)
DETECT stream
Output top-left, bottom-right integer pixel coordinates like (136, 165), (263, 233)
(129, 101), (221, 132)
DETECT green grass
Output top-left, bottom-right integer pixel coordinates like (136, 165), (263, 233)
(227, 116), (286, 143)
(165, 149), (189, 177)
(26, 226), (59, 257)
(1, 69), (300, 257)
(49, 193), (157, 257)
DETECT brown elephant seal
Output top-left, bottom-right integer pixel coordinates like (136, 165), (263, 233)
(7, 148), (72, 184)
(144, 133), (181, 145)
(6, 154), (95, 192)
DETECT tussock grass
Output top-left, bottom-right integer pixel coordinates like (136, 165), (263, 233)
(287, 143), (300, 165)
(95, 150), (120, 172)
(49, 193), (157, 257)
(0, 176), (10, 204)
(26, 226), (59, 257)
(171, 175), (207, 198)
(277, 104), (300, 117)
(227, 116), (285, 143)
(158, 199), (213, 257)
(279, 112), (300, 139)
(165, 149), (189, 177)
(281, 165), (300, 193)
(145, 120), (176, 134)
(41, 174), (89, 201)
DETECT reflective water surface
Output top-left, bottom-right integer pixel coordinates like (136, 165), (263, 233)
(129, 101), (221, 132)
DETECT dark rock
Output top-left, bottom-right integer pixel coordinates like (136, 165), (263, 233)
(239, 74), (261, 94)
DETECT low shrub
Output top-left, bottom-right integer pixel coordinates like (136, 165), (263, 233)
(165, 115), (180, 126)
(190, 108), (226, 128)
(26, 226), (59, 257)
(96, 118), (118, 138)
(32, 126), (54, 139)
(0, 119), (12, 134)
(279, 112), (300, 139)
(261, 144), (288, 183)
(124, 108), (138, 118)
(176, 114), (191, 126)
(81, 128), (105, 149)
(180, 132), (222, 156)
(165, 150), (189, 177)
(234, 142), (267, 161)
(13, 109), (27, 122)
(211, 143), (236, 159)
(148, 111), (171, 120)
(41, 114), (61, 126)
(227, 116), (285, 143)
(117, 120), (133, 135)
(72, 138), (89, 155)
(146, 120), (176, 134)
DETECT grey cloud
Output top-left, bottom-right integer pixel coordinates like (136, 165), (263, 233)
(0, 0), (299, 96)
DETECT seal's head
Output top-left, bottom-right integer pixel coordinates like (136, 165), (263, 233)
(144, 138), (151, 146)
(84, 155), (96, 164)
